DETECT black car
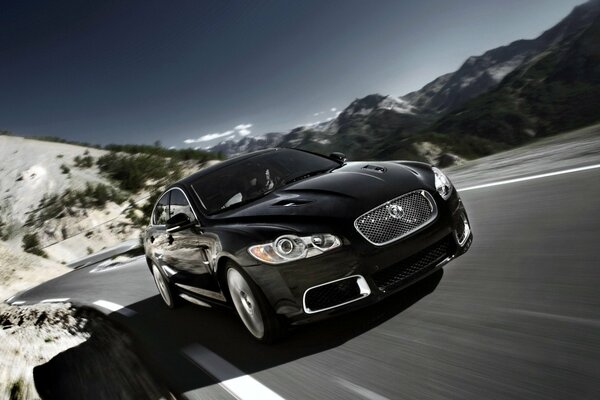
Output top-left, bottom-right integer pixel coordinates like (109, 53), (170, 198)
(144, 148), (472, 342)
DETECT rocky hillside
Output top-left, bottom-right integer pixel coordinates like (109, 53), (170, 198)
(434, 1), (600, 145)
(211, 94), (447, 163)
(0, 134), (219, 264)
(402, 0), (600, 114)
(211, 0), (600, 163)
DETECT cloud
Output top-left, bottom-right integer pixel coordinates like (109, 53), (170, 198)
(184, 130), (234, 143)
(234, 123), (252, 130)
(184, 123), (253, 145)
(234, 123), (252, 136)
(331, 107), (337, 112)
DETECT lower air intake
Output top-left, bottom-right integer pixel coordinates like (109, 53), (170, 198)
(373, 236), (453, 293)
(303, 275), (370, 314)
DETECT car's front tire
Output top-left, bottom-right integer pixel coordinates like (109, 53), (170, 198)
(152, 264), (179, 309)
(225, 262), (283, 343)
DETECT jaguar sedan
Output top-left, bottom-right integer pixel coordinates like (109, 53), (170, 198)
(144, 148), (472, 342)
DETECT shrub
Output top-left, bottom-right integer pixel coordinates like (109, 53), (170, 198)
(22, 233), (47, 257)
(103, 143), (223, 162)
(9, 378), (25, 400)
(25, 184), (125, 229)
(97, 152), (182, 192)
(0, 214), (13, 241)
(74, 154), (94, 168)
(60, 164), (70, 174)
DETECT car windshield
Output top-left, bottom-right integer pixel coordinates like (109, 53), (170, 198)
(191, 149), (340, 214)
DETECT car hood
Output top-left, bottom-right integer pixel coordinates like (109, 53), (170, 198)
(211, 161), (435, 223)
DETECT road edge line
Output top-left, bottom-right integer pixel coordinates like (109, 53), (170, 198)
(458, 163), (600, 192)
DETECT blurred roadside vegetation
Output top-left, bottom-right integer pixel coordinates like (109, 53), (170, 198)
(0, 131), (223, 245)
(24, 183), (127, 230)
(0, 132), (224, 162)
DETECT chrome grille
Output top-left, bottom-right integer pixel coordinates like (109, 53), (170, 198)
(372, 235), (452, 293)
(354, 190), (437, 245)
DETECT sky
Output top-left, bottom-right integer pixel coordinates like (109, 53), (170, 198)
(0, 0), (586, 149)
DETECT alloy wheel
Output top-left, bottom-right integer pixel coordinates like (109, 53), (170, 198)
(227, 268), (265, 339)
(152, 265), (173, 307)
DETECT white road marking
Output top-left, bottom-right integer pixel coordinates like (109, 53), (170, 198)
(40, 298), (70, 303)
(335, 377), (390, 400)
(458, 163), (600, 192)
(184, 344), (285, 400)
(93, 300), (136, 316)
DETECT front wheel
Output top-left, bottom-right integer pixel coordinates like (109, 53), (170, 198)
(226, 263), (283, 343)
(152, 264), (179, 309)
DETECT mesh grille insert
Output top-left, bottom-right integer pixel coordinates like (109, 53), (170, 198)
(304, 277), (362, 313)
(354, 190), (437, 245)
(373, 236), (452, 293)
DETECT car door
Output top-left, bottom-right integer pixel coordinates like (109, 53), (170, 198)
(163, 188), (224, 300)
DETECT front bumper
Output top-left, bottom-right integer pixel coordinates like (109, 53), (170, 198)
(244, 191), (472, 324)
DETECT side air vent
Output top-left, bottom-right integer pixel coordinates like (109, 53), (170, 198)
(272, 199), (312, 207)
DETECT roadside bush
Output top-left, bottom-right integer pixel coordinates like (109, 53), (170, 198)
(127, 191), (161, 227)
(9, 378), (25, 400)
(25, 183), (125, 228)
(97, 152), (182, 192)
(73, 154), (94, 168)
(103, 143), (223, 162)
(22, 233), (47, 257)
(0, 214), (13, 241)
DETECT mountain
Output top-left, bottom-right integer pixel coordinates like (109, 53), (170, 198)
(211, 95), (435, 161)
(210, 132), (283, 156)
(433, 0), (600, 144)
(403, 0), (600, 114)
(211, 1), (600, 162)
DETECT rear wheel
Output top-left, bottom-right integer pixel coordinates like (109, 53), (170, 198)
(152, 264), (178, 309)
(225, 262), (283, 343)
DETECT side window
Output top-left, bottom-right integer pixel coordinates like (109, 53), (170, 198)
(169, 189), (196, 223)
(153, 192), (170, 225)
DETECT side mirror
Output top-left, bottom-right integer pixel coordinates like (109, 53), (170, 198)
(329, 152), (347, 163)
(166, 213), (194, 233)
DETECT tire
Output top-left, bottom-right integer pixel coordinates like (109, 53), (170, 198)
(225, 262), (283, 343)
(152, 264), (179, 309)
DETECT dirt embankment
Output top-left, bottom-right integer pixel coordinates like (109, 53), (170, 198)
(0, 243), (69, 302)
(0, 304), (171, 400)
(0, 245), (169, 399)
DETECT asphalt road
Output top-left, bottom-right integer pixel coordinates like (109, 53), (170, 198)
(8, 166), (600, 400)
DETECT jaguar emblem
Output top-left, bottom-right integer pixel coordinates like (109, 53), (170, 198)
(386, 204), (405, 219)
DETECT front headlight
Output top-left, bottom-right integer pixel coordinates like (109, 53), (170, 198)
(432, 167), (453, 200)
(248, 234), (341, 265)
